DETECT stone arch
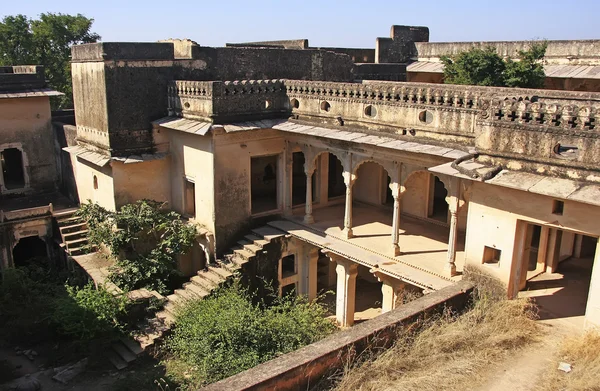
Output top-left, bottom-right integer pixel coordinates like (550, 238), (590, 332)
(307, 149), (347, 201)
(12, 235), (48, 267)
(353, 158), (396, 207)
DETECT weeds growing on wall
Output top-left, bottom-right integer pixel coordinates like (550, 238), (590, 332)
(77, 200), (197, 294)
(164, 281), (336, 387)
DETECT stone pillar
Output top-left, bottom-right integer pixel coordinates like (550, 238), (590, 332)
(283, 142), (293, 216)
(390, 183), (402, 256)
(327, 253), (358, 327)
(445, 182), (460, 277)
(342, 172), (355, 239)
(374, 271), (405, 313)
(306, 247), (318, 301)
(304, 167), (315, 224)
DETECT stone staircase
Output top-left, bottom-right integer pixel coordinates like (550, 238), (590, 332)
(106, 224), (286, 369)
(54, 208), (90, 256)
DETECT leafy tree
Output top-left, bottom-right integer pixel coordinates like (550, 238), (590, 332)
(77, 200), (198, 294)
(0, 13), (100, 109)
(441, 42), (547, 89)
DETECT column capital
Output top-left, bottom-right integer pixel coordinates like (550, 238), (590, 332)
(371, 269), (404, 287)
(326, 251), (357, 271)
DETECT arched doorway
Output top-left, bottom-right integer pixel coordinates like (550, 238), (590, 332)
(12, 236), (48, 267)
(291, 151), (318, 206)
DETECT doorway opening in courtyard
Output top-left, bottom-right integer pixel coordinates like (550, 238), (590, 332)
(428, 175), (448, 223)
(519, 225), (596, 328)
(291, 152), (317, 207)
(1, 148), (25, 190)
(251, 155), (279, 215)
(327, 153), (345, 200)
(12, 236), (47, 267)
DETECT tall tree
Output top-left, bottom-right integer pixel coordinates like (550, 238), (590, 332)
(441, 42), (547, 89)
(0, 13), (100, 109)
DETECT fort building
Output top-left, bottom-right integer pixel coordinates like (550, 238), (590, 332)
(3, 25), (600, 334)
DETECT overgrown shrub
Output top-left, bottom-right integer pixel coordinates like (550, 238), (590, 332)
(0, 267), (67, 342)
(165, 282), (336, 386)
(441, 42), (547, 88)
(53, 282), (130, 340)
(77, 200), (197, 294)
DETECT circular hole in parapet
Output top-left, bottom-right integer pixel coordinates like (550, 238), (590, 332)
(265, 100), (271, 109)
(418, 110), (433, 124)
(321, 101), (331, 112)
(364, 105), (377, 118)
(290, 98), (300, 109)
(184, 102), (190, 109)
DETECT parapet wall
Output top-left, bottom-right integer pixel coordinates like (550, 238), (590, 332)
(202, 280), (474, 391)
(168, 78), (600, 181)
(0, 66), (46, 92)
(414, 40), (600, 65)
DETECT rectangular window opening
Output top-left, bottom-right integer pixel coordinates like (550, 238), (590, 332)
(281, 254), (296, 278)
(184, 179), (196, 217)
(483, 246), (501, 265)
(552, 200), (564, 215)
(281, 283), (297, 298)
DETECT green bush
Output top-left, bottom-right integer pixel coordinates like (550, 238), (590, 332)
(166, 282), (335, 385)
(441, 42), (547, 88)
(77, 200), (197, 294)
(53, 282), (130, 340)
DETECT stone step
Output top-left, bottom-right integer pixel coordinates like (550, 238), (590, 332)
(182, 282), (211, 298)
(111, 342), (137, 363)
(237, 240), (262, 254)
(207, 265), (233, 280)
(163, 302), (179, 317)
(57, 215), (83, 225)
(166, 294), (186, 306)
(107, 350), (128, 370)
(251, 226), (286, 242)
(232, 248), (255, 261)
(68, 246), (86, 256)
(119, 337), (144, 356)
(52, 207), (79, 218)
(66, 237), (88, 247)
(63, 230), (88, 241)
(198, 268), (226, 285)
(217, 259), (240, 273)
(59, 222), (87, 234)
(191, 274), (218, 291)
(244, 234), (269, 248)
(174, 288), (198, 302)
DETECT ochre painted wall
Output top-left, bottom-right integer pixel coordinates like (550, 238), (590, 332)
(0, 96), (57, 194)
(74, 158), (116, 211)
(112, 158), (171, 208)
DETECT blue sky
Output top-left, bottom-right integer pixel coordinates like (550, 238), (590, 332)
(2, 0), (599, 48)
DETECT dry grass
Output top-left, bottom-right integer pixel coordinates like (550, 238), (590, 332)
(334, 269), (539, 391)
(535, 331), (600, 391)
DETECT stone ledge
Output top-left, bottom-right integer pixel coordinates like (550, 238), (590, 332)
(201, 280), (474, 391)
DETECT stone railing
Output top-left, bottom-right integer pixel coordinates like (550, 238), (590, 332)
(168, 79), (288, 122)
(167, 79), (600, 143)
(482, 98), (598, 131)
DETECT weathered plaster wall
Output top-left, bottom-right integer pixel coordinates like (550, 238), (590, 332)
(464, 181), (600, 326)
(402, 170), (429, 218)
(111, 159), (171, 208)
(414, 40), (600, 65)
(161, 128), (215, 232)
(213, 129), (285, 252)
(71, 62), (110, 150)
(0, 96), (57, 194)
(73, 159), (115, 211)
(354, 162), (385, 206)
